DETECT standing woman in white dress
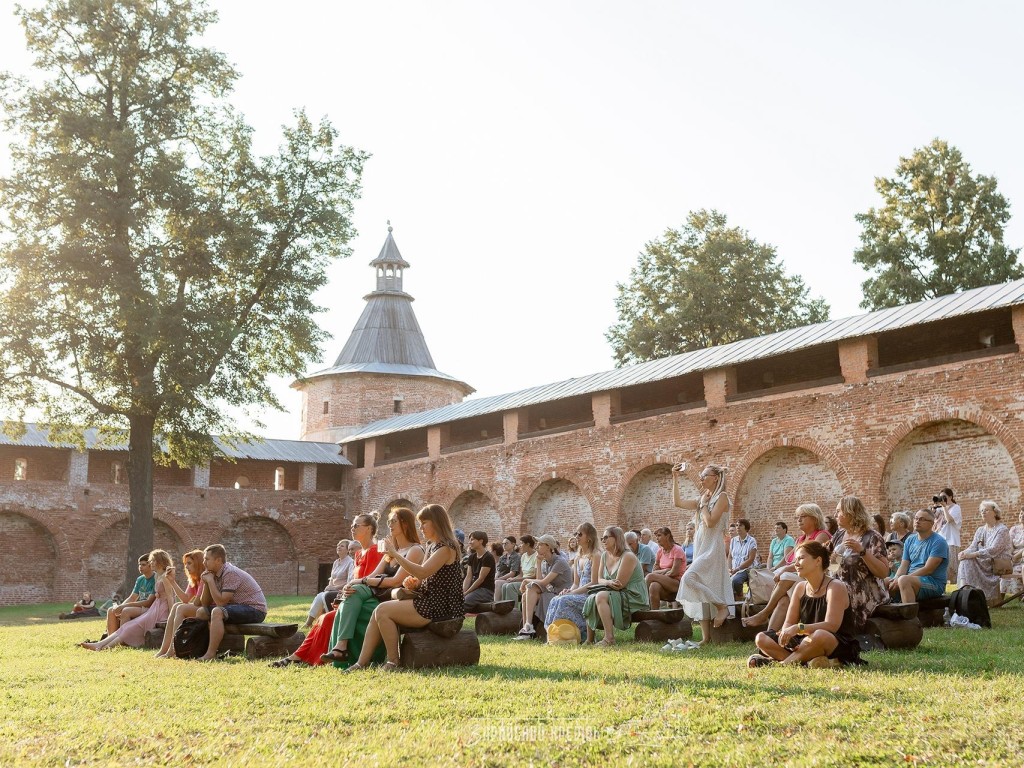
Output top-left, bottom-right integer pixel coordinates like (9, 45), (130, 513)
(674, 463), (732, 645)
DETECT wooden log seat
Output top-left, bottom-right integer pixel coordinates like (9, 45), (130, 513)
(475, 608), (526, 636)
(917, 595), (950, 628)
(475, 600), (516, 616)
(399, 618), (480, 669)
(143, 621), (301, 658)
(630, 608), (694, 643)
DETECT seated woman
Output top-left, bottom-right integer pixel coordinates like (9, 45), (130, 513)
(998, 507), (1024, 598)
(492, 536), (522, 602)
(154, 549), (205, 658)
(886, 512), (912, 544)
(501, 535), (538, 602)
(82, 550), (175, 651)
(60, 592), (99, 620)
(646, 526), (686, 609)
(270, 512), (388, 668)
(543, 523), (599, 639)
(749, 541), (862, 668)
(830, 496), (890, 631)
(742, 503), (832, 630)
(304, 539), (354, 628)
(513, 535), (573, 639)
(584, 526), (650, 645)
(347, 504), (464, 671)
(315, 508), (424, 668)
(957, 500), (1012, 605)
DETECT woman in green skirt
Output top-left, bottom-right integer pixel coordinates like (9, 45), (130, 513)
(583, 526), (650, 645)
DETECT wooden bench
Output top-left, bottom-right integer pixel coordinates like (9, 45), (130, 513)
(918, 595), (950, 628)
(144, 621), (303, 659)
(630, 608), (693, 643)
(399, 617), (480, 669)
(708, 602), (762, 644)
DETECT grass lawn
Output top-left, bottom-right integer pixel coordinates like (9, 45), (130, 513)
(1, 596), (1021, 767)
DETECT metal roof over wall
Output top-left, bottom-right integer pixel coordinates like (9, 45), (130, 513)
(341, 278), (1024, 443)
(0, 424), (351, 465)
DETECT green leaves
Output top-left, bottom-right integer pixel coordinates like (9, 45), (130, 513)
(854, 138), (1023, 310)
(607, 210), (829, 366)
(0, 0), (367, 467)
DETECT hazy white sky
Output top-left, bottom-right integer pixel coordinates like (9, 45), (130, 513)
(2, 2), (1023, 440)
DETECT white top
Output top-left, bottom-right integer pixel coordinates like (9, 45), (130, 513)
(327, 555), (355, 589)
(937, 503), (962, 547)
(730, 535), (759, 570)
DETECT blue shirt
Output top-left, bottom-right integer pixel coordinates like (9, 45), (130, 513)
(903, 532), (948, 584)
(132, 574), (156, 600)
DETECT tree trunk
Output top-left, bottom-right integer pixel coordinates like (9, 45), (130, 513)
(124, 414), (156, 595)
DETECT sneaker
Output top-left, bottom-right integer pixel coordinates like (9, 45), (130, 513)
(660, 638), (681, 651)
(808, 656), (842, 669)
(517, 624), (536, 637)
(747, 653), (775, 668)
(676, 640), (700, 651)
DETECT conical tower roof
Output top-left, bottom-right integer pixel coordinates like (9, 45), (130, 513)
(299, 225), (473, 391)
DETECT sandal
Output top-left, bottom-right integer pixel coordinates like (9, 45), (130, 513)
(343, 662), (366, 673)
(269, 657), (295, 668)
(320, 648), (348, 664)
(380, 661), (400, 672)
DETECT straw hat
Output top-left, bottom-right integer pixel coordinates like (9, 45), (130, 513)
(547, 619), (582, 645)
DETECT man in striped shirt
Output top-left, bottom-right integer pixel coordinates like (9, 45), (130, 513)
(196, 544), (268, 661)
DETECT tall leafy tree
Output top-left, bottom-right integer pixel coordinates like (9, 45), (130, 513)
(607, 209), (829, 366)
(0, 0), (367, 591)
(854, 138), (1022, 310)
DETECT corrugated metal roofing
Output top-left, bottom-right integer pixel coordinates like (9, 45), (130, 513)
(0, 424), (351, 465)
(342, 278), (1024, 443)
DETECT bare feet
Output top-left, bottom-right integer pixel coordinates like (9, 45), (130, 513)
(713, 607), (729, 628)
(80, 642), (99, 651)
(599, 638), (615, 647)
(742, 610), (768, 628)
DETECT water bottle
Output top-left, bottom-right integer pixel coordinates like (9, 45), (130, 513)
(942, 607), (950, 626)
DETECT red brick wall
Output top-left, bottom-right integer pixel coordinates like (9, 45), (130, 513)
(209, 459), (302, 490)
(0, 446), (69, 483)
(299, 372), (469, 442)
(522, 478), (594, 542)
(220, 516), (297, 596)
(87, 518), (186, 600)
(449, 490), (503, 540)
(0, 511), (57, 603)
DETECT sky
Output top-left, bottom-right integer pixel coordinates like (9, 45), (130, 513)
(2, 2), (1023, 440)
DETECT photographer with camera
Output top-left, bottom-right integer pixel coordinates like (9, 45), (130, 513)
(932, 488), (962, 582)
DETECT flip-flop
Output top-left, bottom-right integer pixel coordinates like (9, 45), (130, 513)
(320, 648), (348, 664)
(269, 657), (294, 668)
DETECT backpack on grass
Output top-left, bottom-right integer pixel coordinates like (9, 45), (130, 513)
(173, 617), (210, 658)
(948, 586), (991, 628)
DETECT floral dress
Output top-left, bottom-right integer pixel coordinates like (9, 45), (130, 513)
(832, 528), (889, 631)
(543, 554), (594, 637)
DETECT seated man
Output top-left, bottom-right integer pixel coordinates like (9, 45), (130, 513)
(194, 544), (267, 661)
(463, 531), (496, 612)
(730, 519), (760, 600)
(626, 531), (655, 576)
(886, 509), (948, 603)
(104, 555), (156, 637)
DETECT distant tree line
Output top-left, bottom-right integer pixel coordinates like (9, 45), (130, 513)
(608, 138), (1023, 365)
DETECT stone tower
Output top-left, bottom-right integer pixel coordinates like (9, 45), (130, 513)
(296, 224), (474, 443)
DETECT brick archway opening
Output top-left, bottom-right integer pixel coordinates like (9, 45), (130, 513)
(0, 510), (58, 605)
(522, 478), (593, 544)
(620, 462), (696, 534)
(735, 447), (843, 547)
(449, 490), (502, 540)
(881, 419), (1021, 535)
(222, 517), (297, 596)
(86, 518), (186, 601)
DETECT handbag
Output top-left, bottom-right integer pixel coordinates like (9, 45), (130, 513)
(992, 556), (1013, 576)
(747, 568), (775, 605)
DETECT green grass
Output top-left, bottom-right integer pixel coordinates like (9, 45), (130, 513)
(1, 596), (1021, 767)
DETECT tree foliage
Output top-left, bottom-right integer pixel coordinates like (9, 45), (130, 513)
(854, 139), (1022, 310)
(0, 0), (367, 590)
(607, 210), (829, 366)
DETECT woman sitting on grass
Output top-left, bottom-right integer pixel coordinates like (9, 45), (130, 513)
(154, 549), (205, 658)
(742, 503), (832, 631)
(83, 550), (175, 651)
(748, 541), (862, 668)
(583, 526), (650, 646)
(346, 504), (464, 672)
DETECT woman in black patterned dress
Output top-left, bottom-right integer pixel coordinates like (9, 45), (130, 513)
(348, 504), (464, 671)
